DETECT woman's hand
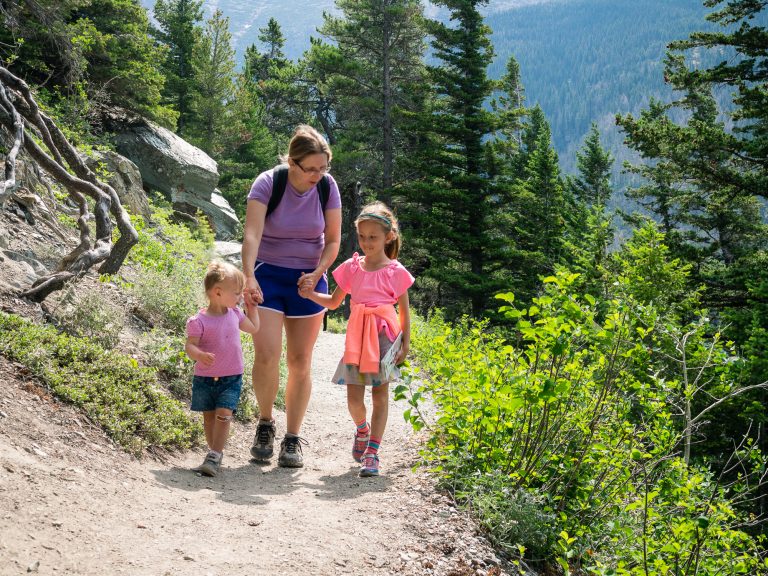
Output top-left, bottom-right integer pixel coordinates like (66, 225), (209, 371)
(298, 270), (322, 294)
(245, 276), (264, 306)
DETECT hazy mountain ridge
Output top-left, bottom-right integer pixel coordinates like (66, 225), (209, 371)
(138, 0), (756, 185)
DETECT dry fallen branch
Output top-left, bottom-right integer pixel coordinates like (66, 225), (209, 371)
(0, 65), (138, 301)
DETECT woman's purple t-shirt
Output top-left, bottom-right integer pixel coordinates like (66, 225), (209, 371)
(247, 167), (342, 269)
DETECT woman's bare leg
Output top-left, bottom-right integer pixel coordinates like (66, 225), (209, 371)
(251, 308), (284, 421)
(283, 313), (324, 435)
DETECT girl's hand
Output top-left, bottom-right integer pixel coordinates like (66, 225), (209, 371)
(245, 276), (263, 305)
(298, 270), (321, 293)
(395, 344), (409, 365)
(298, 282), (313, 299)
(199, 352), (216, 366)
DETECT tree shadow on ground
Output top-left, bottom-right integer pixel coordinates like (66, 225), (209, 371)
(149, 458), (396, 506)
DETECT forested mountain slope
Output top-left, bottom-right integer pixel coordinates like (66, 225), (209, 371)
(487, 0), (727, 174)
(140, 0), (726, 180)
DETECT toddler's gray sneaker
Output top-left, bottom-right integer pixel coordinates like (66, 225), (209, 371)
(196, 452), (222, 477)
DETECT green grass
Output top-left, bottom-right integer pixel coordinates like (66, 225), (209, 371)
(0, 311), (202, 455)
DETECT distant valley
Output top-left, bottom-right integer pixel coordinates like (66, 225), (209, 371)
(139, 0), (746, 186)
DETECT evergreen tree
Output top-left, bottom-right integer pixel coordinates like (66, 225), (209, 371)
(243, 20), (312, 138)
(490, 55), (526, 162)
(152, 0), (203, 133)
(0, 0), (173, 126)
(617, 0), (768, 488)
(510, 114), (568, 298)
(310, 0), (427, 195)
(571, 122), (613, 207)
(399, 0), (502, 316)
(187, 9), (236, 157)
(243, 18), (287, 84)
(79, 0), (175, 125)
(564, 125), (616, 301)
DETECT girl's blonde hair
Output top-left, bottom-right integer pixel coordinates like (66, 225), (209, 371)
(279, 124), (333, 164)
(355, 201), (401, 259)
(204, 261), (244, 294)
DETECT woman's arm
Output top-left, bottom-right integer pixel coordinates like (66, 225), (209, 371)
(242, 199), (267, 304)
(297, 207), (342, 291)
(396, 290), (411, 364)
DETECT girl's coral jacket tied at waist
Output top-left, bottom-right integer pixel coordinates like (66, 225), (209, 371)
(343, 302), (401, 373)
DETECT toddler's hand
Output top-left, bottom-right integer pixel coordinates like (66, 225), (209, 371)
(199, 352), (216, 366)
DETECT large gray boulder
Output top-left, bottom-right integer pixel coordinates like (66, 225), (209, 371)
(109, 116), (239, 239)
(84, 150), (150, 219)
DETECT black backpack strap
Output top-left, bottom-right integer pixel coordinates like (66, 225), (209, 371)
(267, 167), (329, 218)
(267, 166), (289, 217)
(318, 175), (330, 213)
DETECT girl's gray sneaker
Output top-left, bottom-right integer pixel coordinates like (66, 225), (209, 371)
(196, 452), (222, 477)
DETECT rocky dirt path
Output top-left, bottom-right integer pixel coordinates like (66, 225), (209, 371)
(0, 331), (512, 576)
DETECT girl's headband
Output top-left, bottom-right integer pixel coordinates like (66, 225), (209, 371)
(358, 213), (392, 229)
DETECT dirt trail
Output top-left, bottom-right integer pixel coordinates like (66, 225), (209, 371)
(0, 330), (511, 576)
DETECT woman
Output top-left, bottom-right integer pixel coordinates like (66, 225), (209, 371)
(242, 125), (342, 468)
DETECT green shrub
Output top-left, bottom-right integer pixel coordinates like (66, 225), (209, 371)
(140, 328), (194, 398)
(0, 312), (202, 454)
(125, 204), (213, 332)
(401, 272), (767, 574)
(325, 313), (347, 334)
(51, 284), (127, 350)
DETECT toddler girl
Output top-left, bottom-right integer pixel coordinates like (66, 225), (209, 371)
(185, 261), (260, 476)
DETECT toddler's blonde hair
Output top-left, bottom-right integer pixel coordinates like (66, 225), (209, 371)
(204, 261), (244, 294)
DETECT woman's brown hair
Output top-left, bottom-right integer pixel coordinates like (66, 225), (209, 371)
(280, 124), (332, 164)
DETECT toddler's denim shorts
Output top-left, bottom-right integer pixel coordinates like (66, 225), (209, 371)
(254, 261), (328, 318)
(191, 374), (243, 412)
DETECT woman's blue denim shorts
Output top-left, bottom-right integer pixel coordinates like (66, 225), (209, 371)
(191, 374), (243, 412)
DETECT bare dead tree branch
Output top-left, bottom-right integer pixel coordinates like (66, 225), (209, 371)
(0, 65), (138, 301)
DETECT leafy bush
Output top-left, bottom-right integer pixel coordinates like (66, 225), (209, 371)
(0, 311), (202, 454)
(401, 272), (767, 574)
(125, 203), (213, 332)
(140, 328), (194, 398)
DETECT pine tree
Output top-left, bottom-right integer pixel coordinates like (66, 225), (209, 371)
(571, 123), (613, 207)
(310, 0), (427, 196)
(399, 0), (503, 316)
(490, 56), (526, 163)
(617, 0), (768, 484)
(152, 0), (203, 133)
(243, 19), (312, 138)
(186, 9), (236, 157)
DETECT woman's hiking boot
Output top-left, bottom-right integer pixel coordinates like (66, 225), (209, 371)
(277, 435), (307, 468)
(250, 419), (276, 461)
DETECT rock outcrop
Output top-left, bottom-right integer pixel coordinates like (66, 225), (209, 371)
(110, 116), (239, 239)
(84, 150), (150, 219)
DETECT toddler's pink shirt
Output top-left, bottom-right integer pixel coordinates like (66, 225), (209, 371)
(186, 307), (246, 377)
